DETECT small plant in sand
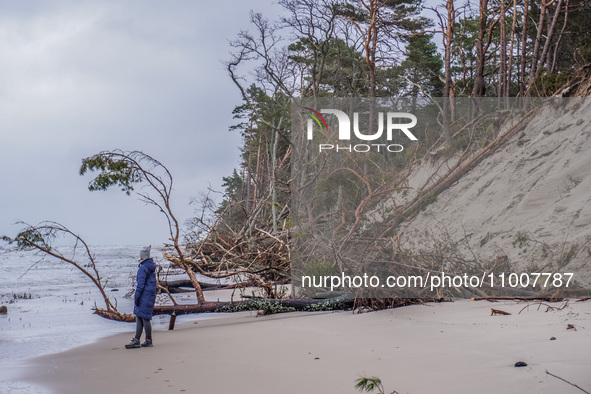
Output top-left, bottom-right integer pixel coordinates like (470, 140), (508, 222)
(512, 231), (530, 252)
(355, 376), (400, 394)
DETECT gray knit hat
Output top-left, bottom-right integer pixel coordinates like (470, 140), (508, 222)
(140, 246), (151, 260)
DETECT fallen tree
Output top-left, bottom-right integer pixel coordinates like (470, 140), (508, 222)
(94, 297), (356, 322)
(94, 297), (444, 327)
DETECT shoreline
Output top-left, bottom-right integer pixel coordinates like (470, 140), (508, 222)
(0, 287), (253, 393)
(17, 298), (591, 394)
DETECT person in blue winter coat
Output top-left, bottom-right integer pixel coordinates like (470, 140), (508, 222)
(126, 246), (157, 349)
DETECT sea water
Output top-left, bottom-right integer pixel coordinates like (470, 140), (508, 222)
(0, 245), (202, 392)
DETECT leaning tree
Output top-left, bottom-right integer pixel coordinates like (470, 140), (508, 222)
(2, 221), (134, 321)
(79, 150), (208, 303)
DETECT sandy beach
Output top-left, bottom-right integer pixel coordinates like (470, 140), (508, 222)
(18, 297), (591, 394)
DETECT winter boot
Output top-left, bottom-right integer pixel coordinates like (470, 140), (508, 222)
(141, 339), (153, 347)
(125, 338), (141, 349)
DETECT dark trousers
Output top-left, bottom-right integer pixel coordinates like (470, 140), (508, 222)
(135, 316), (152, 340)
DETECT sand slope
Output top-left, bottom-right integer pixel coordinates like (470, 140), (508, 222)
(400, 99), (591, 289)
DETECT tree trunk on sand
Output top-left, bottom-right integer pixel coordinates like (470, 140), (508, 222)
(93, 297), (442, 323)
(94, 297), (356, 322)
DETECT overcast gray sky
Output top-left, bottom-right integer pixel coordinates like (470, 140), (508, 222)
(0, 0), (281, 246)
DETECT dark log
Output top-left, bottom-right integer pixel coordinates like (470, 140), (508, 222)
(161, 279), (258, 293)
(152, 297), (356, 316)
(93, 297), (443, 327)
(93, 297), (356, 323)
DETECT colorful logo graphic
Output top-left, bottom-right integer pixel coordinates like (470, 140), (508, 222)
(302, 107), (329, 132)
(303, 106), (418, 153)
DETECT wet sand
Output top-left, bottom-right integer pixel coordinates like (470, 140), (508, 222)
(19, 298), (591, 394)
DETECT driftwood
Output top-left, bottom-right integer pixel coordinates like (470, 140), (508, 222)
(545, 370), (591, 394)
(92, 310), (136, 322)
(491, 308), (511, 316)
(472, 297), (564, 302)
(518, 301), (570, 314)
(472, 290), (591, 303)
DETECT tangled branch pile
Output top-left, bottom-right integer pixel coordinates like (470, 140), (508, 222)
(190, 229), (290, 282)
